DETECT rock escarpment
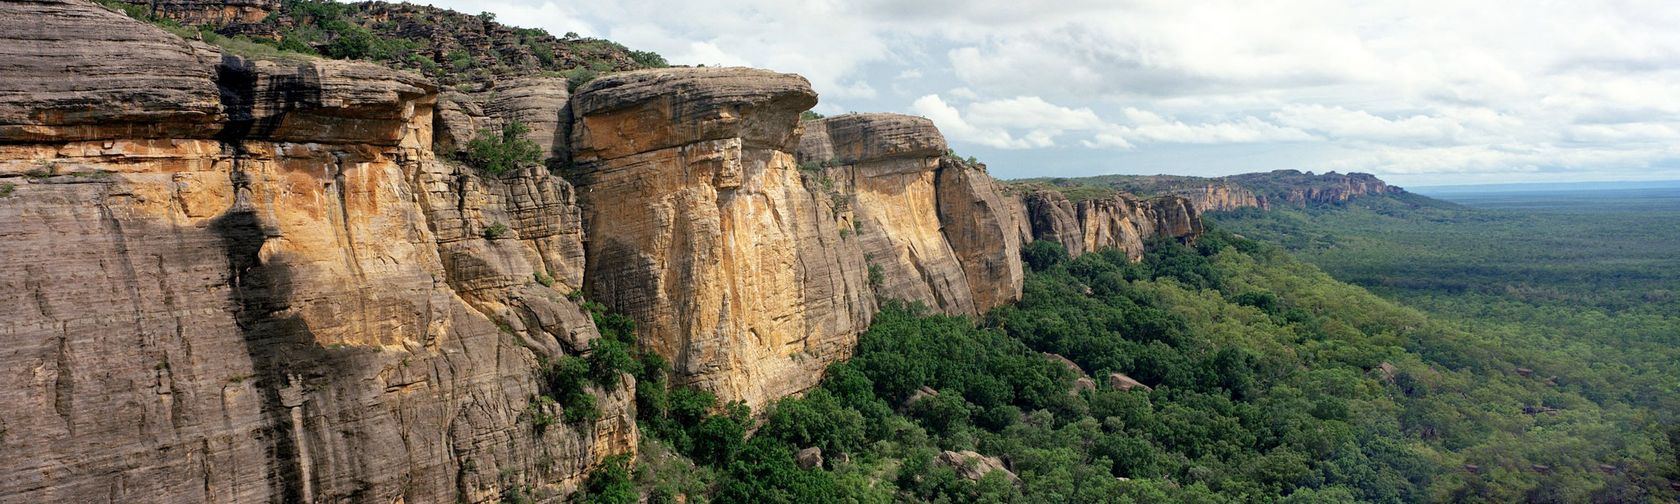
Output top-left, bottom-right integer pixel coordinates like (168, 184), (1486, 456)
(568, 68), (875, 412)
(1015, 189), (1201, 260)
(799, 114), (973, 316)
(0, 2), (630, 502)
(2, 3), (1218, 501)
(1226, 169), (1400, 206)
(1169, 182), (1268, 212)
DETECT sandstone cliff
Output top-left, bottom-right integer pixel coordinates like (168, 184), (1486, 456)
(796, 113), (1026, 317)
(568, 68), (875, 412)
(3, 3), (1219, 502)
(1225, 169), (1401, 206)
(0, 2), (630, 502)
(1014, 189), (1202, 259)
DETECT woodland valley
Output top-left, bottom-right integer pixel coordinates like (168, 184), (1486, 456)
(1, 1), (1676, 503)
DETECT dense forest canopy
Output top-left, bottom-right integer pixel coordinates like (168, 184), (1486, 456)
(572, 197), (1679, 502)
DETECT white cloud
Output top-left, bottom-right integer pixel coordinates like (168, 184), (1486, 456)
(1087, 108), (1315, 147)
(911, 95), (1108, 149)
(420, 0), (1680, 184)
(1271, 105), (1465, 143)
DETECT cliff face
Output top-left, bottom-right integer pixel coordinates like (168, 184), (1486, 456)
(1015, 190), (1202, 259)
(1226, 169), (1400, 206)
(2, 3), (1216, 502)
(797, 113), (1026, 317)
(800, 113), (976, 316)
(1171, 183), (1268, 212)
(0, 2), (631, 503)
(569, 68), (875, 412)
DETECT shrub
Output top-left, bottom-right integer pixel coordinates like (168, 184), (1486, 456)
(579, 454), (637, 504)
(1022, 240), (1070, 271)
(464, 120), (544, 175)
(482, 222), (509, 240)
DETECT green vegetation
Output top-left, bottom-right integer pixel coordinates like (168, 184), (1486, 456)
(593, 225), (1675, 502)
(102, 0), (667, 86)
(1211, 189), (1680, 502)
(482, 222), (509, 240)
(800, 110), (825, 121)
(94, 0), (318, 60)
(534, 271), (555, 287)
(0, 183), (14, 197)
(1002, 178), (1122, 202)
(464, 120), (544, 175)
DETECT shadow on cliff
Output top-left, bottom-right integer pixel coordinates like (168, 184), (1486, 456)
(209, 53), (368, 503)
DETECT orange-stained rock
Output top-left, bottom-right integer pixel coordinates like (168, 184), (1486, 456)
(798, 113), (1026, 316)
(0, 4), (630, 502)
(569, 67), (875, 412)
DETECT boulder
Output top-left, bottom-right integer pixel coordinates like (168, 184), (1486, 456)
(936, 450), (1019, 483)
(1108, 373), (1153, 392)
(796, 447), (824, 469)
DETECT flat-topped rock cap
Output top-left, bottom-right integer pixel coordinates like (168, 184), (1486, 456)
(569, 67), (817, 161)
(570, 66), (816, 119)
(0, 0), (224, 141)
(798, 112), (947, 165)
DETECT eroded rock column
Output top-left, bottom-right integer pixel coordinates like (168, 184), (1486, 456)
(570, 68), (873, 411)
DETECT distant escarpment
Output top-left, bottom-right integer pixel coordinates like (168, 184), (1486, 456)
(1, 1), (1206, 502)
(1013, 188), (1202, 260)
(1015, 169), (1403, 214)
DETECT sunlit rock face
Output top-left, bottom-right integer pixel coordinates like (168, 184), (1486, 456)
(1015, 190), (1203, 260)
(0, 2), (632, 502)
(570, 67), (875, 412)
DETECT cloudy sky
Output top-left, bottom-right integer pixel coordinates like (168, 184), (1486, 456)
(425, 0), (1680, 186)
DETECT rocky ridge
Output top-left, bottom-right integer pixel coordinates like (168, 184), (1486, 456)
(1, 1), (1205, 502)
(1014, 169), (1403, 215)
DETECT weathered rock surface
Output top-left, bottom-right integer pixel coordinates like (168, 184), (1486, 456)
(0, 0), (225, 142)
(936, 450), (1019, 483)
(434, 77), (573, 161)
(1171, 182), (1267, 212)
(801, 113), (976, 316)
(1015, 189), (1202, 260)
(1108, 373), (1154, 392)
(798, 113), (1028, 316)
(118, 0), (279, 25)
(569, 67), (875, 412)
(796, 447), (824, 470)
(935, 157), (1025, 315)
(1227, 169), (1400, 206)
(0, 3), (630, 502)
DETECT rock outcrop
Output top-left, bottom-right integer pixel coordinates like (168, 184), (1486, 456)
(117, 0), (278, 25)
(0, 2), (629, 502)
(1170, 182), (1267, 212)
(800, 113), (977, 316)
(1226, 169), (1400, 206)
(935, 157), (1026, 315)
(569, 67), (875, 412)
(1015, 189), (1202, 260)
(2, 3), (1226, 502)
(936, 450), (1019, 483)
(797, 113), (1026, 316)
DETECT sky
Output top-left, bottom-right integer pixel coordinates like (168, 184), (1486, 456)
(419, 0), (1680, 186)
